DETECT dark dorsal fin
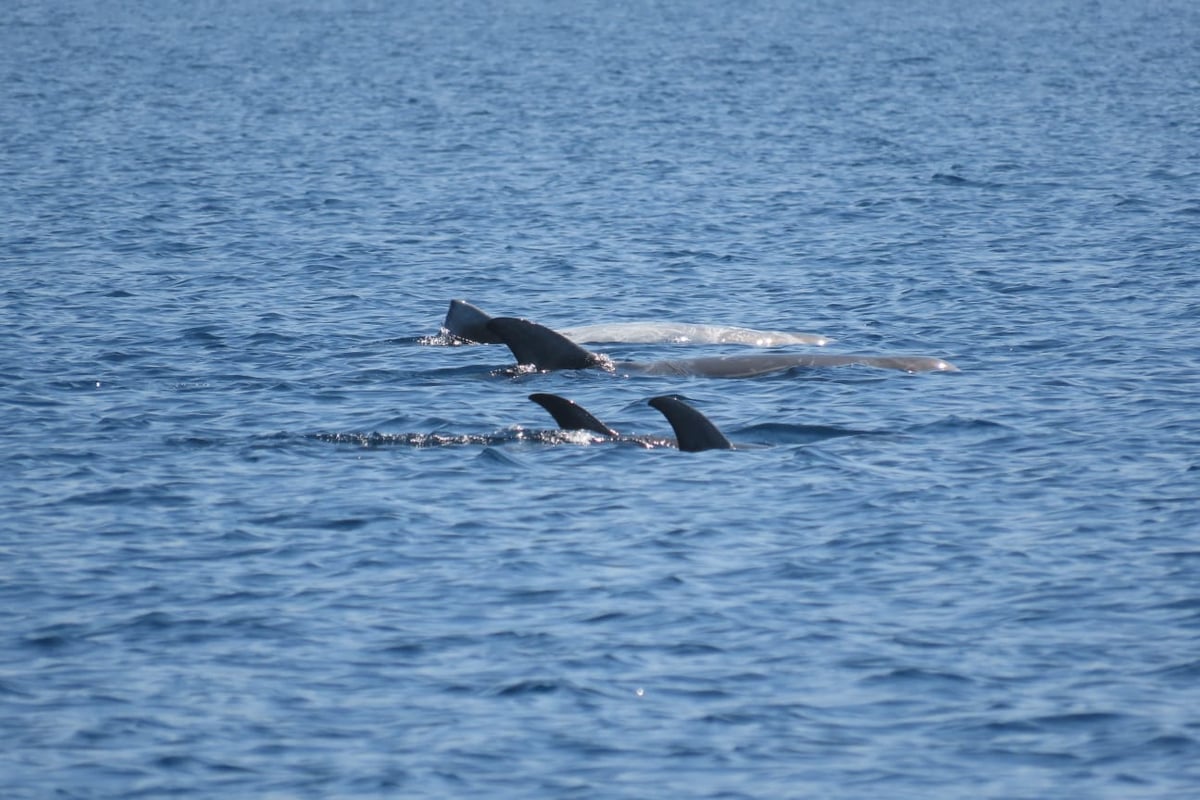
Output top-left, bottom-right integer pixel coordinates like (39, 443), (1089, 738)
(486, 317), (604, 370)
(648, 396), (734, 452)
(442, 299), (501, 343)
(528, 394), (620, 437)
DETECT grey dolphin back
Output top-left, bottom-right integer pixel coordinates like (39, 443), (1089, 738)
(528, 394), (620, 437)
(443, 299), (502, 343)
(648, 396), (734, 452)
(631, 352), (958, 377)
(486, 317), (606, 370)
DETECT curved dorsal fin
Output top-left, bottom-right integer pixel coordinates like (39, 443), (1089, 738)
(528, 394), (620, 437)
(442, 299), (501, 343)
(648, 396), (734, 452)
(486, 317), (604, 370)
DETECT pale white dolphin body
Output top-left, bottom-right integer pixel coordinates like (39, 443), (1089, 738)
(560, 321), (830, 347)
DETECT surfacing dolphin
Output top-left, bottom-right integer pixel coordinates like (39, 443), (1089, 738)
(312, 393), (735, 451)
(438, 299), (831, 347)
(529, 393), (734, 451)
(487, 317), (959, 376)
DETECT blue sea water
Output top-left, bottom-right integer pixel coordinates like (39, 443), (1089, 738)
(3, 0), (1199, 797)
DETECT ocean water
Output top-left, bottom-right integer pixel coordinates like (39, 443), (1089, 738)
(3, 0), (1199, 797)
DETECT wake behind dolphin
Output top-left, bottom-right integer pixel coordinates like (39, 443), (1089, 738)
(437, 299), (832, 347)
(313, 393), (736, 451)
(486, 317), (959, 376)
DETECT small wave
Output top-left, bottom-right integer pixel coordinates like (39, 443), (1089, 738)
(312, 431), (502, 447)
(63, 484), (190, 508)
(23, 626), (88, 652)
(492, 678), (567, 697)
(475, 446), (525, 466)
(1027, 711), (1131, 731)
(245, 331), (295, 345)
(666, 641), (726, 656)
(931, 172), (1006, 190)
(906, 416), (1016, 438)
(163, 433), (224, 448)
(6, 392), (67, 408)
(1144, 733), (1200, 755)
(309, 428), (607, 448)
(736, 421), (885, 445)
(0, 679), (34, 698)
(1148, 658), (1200, 679)
(181, 325), (225, 346)
(860, 666), (975, 688)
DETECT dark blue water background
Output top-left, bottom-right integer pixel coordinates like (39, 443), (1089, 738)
(3, 1), (1199, 797)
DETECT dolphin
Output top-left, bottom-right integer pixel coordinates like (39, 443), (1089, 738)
(527, 392), (620, 437)
(486, 317), (959, 376)
(439, 299), (831, 347)
(647, 396), (735, 451)
(313, 393), (735, 451)
(441, 299), (504, 343)
(530, 393), (734, 451)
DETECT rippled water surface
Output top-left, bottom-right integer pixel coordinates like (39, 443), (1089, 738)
(3, 1), (1199, 797)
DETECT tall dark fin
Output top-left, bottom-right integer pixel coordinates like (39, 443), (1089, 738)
(529, 394), (620, 437)
(443, 299), (501, 343)
(486, 317), (604, 370)
(648, 396), (734, 452)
